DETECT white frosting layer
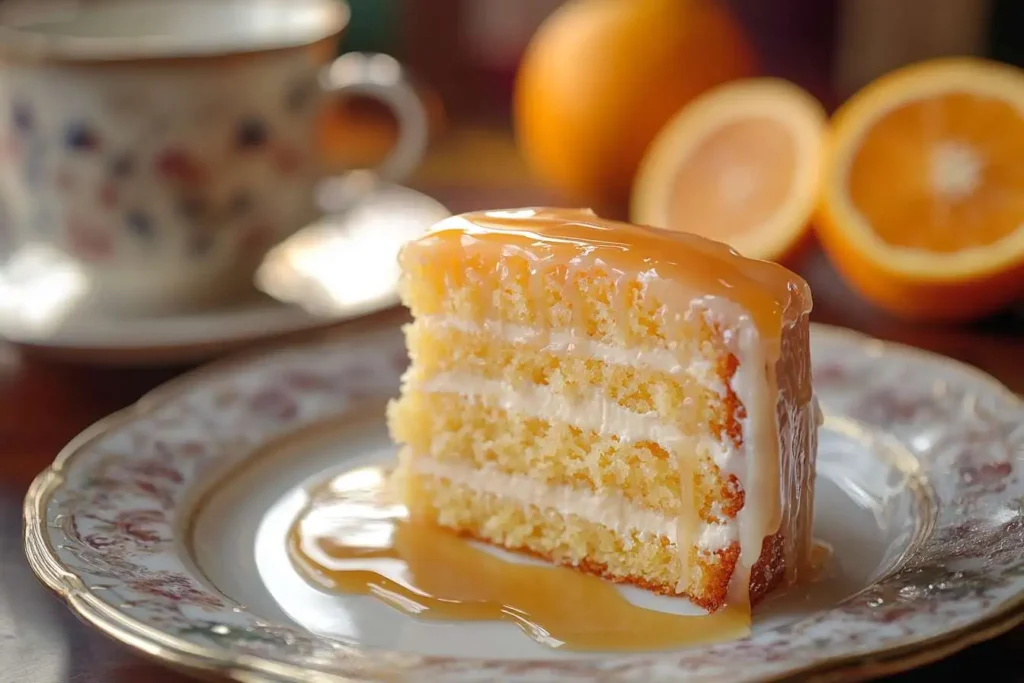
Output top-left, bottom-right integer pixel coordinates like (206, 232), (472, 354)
(424, 372), (677, 446)
(412, 457), (736, 551)
(421, 315), (687, 375)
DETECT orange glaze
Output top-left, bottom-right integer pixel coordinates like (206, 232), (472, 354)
(399, 207), (812, 344)
(288, 466), (752, 652)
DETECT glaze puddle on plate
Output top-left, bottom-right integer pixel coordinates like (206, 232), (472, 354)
(191, 405), (932, 659)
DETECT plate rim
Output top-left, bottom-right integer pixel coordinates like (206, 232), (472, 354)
(22, 322), (1024, 682)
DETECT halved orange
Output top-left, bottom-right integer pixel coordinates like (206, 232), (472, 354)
(631, 78), (826, 263)
(817, 57), (1024, 322)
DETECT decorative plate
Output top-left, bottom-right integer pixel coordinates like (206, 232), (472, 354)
(24, 323), (1024, 682)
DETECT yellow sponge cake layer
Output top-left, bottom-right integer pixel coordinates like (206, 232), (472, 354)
(401, 255), (723, 351)
(388, 207), (818, 612)
(402, 470), (686, 595)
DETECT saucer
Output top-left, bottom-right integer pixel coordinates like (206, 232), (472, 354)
(0, 184), (449, 366)
(24, 323), (1024, 681)
(0, 290), (381, 366)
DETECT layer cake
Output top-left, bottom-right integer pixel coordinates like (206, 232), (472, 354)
(387, 207), (819, 611)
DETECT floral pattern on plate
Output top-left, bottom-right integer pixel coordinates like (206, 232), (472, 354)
(24, 324), (1024, 682)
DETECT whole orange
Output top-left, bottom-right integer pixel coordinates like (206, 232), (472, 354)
(514, 0), (757, 209)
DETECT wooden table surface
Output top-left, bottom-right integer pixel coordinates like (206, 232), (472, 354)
(2, 189), (1024, 681)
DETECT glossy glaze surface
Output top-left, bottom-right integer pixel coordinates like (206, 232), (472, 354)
(402, 207), (811, 335)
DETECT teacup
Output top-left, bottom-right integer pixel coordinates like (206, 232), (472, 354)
(0, 0), (427, 313)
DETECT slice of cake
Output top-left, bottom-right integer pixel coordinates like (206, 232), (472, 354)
(387, 207), (819, 612)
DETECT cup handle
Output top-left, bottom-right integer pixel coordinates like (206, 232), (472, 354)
(320, 52), (429, 184)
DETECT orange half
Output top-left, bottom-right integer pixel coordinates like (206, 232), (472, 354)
(817, 57), (1024, 322)
(632, 78), (826, 262)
